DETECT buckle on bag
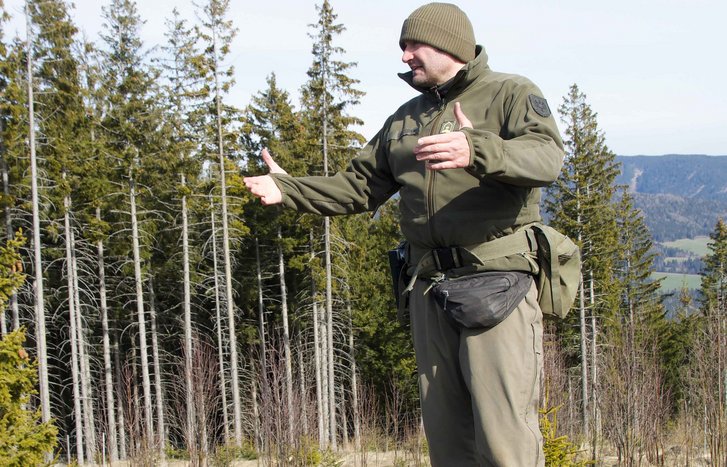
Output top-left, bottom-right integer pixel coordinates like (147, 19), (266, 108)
(432, 247), (462, 271)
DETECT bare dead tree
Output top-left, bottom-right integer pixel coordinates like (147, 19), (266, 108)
(168, 333), (222, 466)
(688, 311), (726, 465)
(542, 323), (582, 441)
(599, 325), (669, 466)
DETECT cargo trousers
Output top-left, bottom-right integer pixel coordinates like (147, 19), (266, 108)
(409, 278), (544, 466)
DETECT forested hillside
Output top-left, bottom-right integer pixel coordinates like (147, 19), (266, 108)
(1, 1), (725, 465)
(616, 155), (727, 241)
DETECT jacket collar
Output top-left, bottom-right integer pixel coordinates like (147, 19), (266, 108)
(398, 45), (490, 100)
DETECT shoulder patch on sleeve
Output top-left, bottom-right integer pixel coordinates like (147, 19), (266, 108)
(528, 94), (551, 118)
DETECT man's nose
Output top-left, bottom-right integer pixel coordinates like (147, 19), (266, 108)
(401, 48), (413, 63)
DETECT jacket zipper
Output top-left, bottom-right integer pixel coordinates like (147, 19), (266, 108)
(426, 87), (446, 243)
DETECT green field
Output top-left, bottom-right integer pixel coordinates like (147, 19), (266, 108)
(661, 236), (710, 257)
(652, 272), (701, 292)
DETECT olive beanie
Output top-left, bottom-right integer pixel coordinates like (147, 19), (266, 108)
(399, 3), (476, 63)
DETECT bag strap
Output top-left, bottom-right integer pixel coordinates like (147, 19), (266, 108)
(465, 228), (537, 263)
(404, 228), (537, 294)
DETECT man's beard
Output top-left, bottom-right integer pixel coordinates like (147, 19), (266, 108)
(411, 70), (437, 88)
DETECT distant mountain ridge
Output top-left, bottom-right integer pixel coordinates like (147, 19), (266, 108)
(615, 155), (727, 241)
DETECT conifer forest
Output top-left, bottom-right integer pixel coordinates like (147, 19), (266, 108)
(0, 0), (725, 465)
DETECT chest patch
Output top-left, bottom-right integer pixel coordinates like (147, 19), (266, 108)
(440, 121), (455, 133)
(528, 94), (551, 118)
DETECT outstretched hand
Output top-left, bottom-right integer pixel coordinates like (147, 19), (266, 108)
(413, 102), (473, 170)
(243, 148), (287, 205)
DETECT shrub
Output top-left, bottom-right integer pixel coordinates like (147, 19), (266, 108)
(0, 328), (58, 466)
(540, 404), (589, 466)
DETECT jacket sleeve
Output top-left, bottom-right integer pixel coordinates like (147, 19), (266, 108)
(463, 82), (564, 187)
(271, 125), (400, 216)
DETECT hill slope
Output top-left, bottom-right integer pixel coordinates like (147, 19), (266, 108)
(615, 155), (727, 241)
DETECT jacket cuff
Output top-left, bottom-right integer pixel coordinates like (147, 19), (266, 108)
(462, 128), (504, 179)
(270, 173), (296, 209)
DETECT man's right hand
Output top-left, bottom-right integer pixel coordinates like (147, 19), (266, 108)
(243, 148), (287, 205)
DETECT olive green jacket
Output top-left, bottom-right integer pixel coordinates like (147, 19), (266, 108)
(272, 46), (564, 274)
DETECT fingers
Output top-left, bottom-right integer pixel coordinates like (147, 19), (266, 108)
(426, 160), (461, 170)
(243, 174), (283, 205)
(414, 134), (461, 159)
(413, 103), (472, 170)
(414, 101), (472, 152)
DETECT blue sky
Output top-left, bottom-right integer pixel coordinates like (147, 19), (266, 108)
(4, 0), (726, 155)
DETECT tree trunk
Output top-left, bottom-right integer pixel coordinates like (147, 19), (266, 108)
(129, 169), (154, 447)
(578, 270), (589, 440)
(213, 28), (242, 446)
(131, 342), (141, 454)
(311, 232), (325, 448)
(64, 198), (84, 464)
(26, 11), (51, 434)
(589, 271), (599, 460)
(340, 384), (348, 448)
(298, 334), (309, 436)
(97, 207), (118, 462)
(321, 88), (337, 450)
(181, 173), (196, 450)
(210, 202), (230, 442)
(254, 236), (266, 450)
(114, 330), (127, 459)
(149, 279), (166, 455)
(324, 216), (336, 449)
(71, 225), (96, 461)
(348, 301), (360, 451)
(277, 227), (295, 444)
(576, 188), (589, 440)
(255, 237), (267, 387)
(251, 361), (260, 451)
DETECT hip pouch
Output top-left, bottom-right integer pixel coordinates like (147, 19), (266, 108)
(430, 271), (533, 329)
(388, 242), (411, 325)
(532, 224), (581, 318)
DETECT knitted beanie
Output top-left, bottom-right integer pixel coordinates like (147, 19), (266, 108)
(399, 3), (476, 63)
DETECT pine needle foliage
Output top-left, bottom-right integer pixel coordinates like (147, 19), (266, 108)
(0, 232), (57, 465)
(540, 403), (590, 466)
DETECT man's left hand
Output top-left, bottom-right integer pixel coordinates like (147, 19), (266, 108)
(414, 102), (473, 170)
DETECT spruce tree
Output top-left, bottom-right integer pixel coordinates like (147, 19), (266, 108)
(597, 191), (671, 461)
(0, 0), (19, 334)
(241, 73), (310, 450)
(692, 218), (727, 461)
(298, 1), (365, 448)
(615, 190), (666, 338)
(194, 0), (247, 446)
(546, 83), (623, 445)
(99, 0), (168, 451)
(699, 218), (727, 315)
(158, 9), (205, 454)
(340, 200), (419, 420)
(24, 1), (100, 460)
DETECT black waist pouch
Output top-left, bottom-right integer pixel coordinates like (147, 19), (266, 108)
(430, 271), (533, 329)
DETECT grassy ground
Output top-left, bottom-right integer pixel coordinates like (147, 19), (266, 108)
(652, 272), (701, 291)
(654, 236), (708, 294)
(661, 236), (710, 257)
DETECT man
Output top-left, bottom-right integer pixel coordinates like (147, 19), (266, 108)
(244, 3), (564, 465)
